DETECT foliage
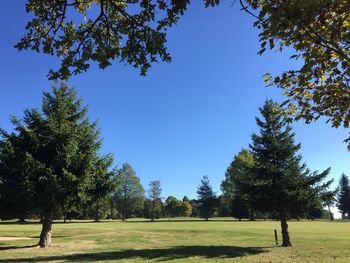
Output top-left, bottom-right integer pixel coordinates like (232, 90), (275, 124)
(236, 100), (332, 246)
(113, 163), (145, 220)
(336, 173), (350, 218)
(197, 175), (217, 220)
(221, 149), (254, 220)
(0, 84), (115, 246)
(242, 0), (350, 146)
(17, 0), (219, 80)
(165, 196), (182, 218)
(181, 199), (192, 217)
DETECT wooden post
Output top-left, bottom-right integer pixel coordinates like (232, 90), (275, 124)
(274, 229), (278, 245)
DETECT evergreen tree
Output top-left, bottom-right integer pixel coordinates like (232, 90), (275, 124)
(0, 137), (35, 221)
(221, 149), (254, 220)
(0, 84), (115, 247)
(237, 100), (332, 246)
(85, 156), (117, 222)
(197, 175), (217, 220)
(337, 173), (350, 218)
(148, 180), (162, 221)
(113, 163), (145, 220)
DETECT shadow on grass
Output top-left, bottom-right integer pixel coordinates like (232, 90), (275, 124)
(124, 219), (253, 223)
(0, 245), (268, 262)
(0, 244), (38, 250)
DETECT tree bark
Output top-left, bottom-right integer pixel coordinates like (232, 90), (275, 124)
(38, 211), (53, 248)
(280, 213), (292, 247)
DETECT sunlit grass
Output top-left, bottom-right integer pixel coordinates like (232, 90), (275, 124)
(0, 219), (349, 262)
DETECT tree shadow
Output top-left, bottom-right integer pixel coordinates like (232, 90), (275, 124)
(0, 244), (38, 251)
(125, 219), (251, 223)
(0, 245), (268, 262)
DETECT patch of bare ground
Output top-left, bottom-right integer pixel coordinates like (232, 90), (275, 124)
(0, 237), (34, 241)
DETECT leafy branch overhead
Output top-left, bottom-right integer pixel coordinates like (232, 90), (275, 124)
(16, 0), (219, 80)
(246, 0), (350, 138)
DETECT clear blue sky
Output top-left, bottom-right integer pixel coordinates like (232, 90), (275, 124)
(1, 1), (350, 202)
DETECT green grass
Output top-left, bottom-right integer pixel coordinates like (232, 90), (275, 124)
(0, 218), (349, 262)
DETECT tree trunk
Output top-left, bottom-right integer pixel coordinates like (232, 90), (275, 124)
(280, 213), (292, 247)
(38, 211), (53, 248)
(327, 203), (334, 221)
(17, 218), (26, 223)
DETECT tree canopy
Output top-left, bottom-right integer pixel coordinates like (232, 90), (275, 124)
(221, 149), (254, 220)
(113, 163), (145, 220)
(0, 84), (116, 247)
(17, 0), (218, 80)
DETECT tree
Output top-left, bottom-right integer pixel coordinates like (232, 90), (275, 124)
(0, 84), (115, 247)
(148, 180), (162, 221)
(221, 149), (254, 220)
(181, 196), (192, 217)
(0, 138), (35, 221)
(243, 1), (350, 145)
(113, 163), (145, 220)
(337, 173), (350, 218)
(16, 0), (217, 80)
(165, 196), (182, 218)
(321, 190), (337, 221)
(197, 175), (217, 220)
(236, 100), (332, 246)
(85, 156), (117, 222)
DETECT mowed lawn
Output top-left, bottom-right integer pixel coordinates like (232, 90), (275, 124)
(0, 219), (349, 262)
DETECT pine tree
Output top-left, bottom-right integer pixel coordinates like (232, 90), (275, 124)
(337, 173), (350, 218)
(197, 175), (217, 220)
(238, 100), (332, 246)
(86, 155), (117, 222)
(0, 84), (115, 247)
(113, 163), (145, 220)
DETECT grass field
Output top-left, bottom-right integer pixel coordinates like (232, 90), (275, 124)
(0, 218), (349, 262)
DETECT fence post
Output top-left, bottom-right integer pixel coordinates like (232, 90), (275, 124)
(274, 229), (278, 245)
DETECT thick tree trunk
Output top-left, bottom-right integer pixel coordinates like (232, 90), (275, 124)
(38, 211), (53, 248)
(280, 213), (292, 247)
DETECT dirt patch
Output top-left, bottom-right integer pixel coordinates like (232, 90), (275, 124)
(0, 236), (34, 241)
